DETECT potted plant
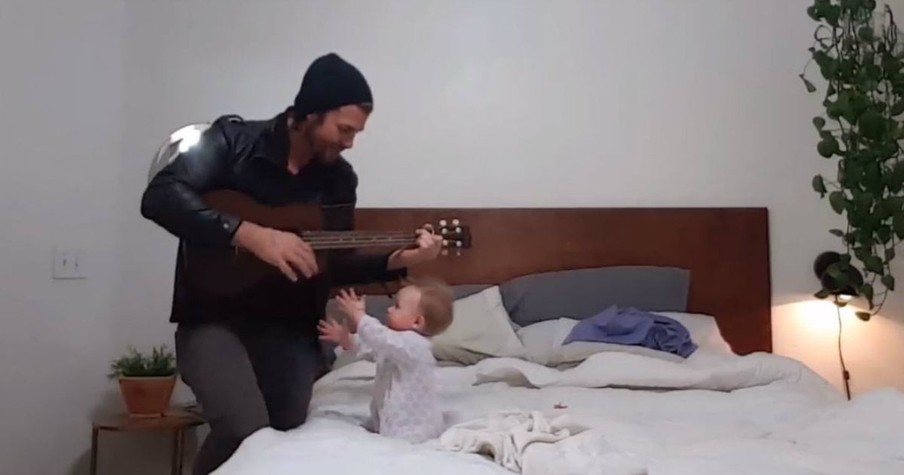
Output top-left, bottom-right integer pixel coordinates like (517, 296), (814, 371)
(802, 0), (904, 318)
(108, 345), (177, 418)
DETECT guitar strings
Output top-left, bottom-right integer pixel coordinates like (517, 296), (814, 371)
(305, 239), (416, 246)
(307, 239), (418, 250)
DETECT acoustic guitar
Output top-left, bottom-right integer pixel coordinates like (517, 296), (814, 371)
(181, 189), (472, 296)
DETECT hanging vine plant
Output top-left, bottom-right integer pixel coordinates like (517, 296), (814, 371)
(802, 0), (904, 317)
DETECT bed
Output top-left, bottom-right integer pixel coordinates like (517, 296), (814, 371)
(211, 207), (904, 475)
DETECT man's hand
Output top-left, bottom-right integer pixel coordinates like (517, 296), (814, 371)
(318, 318), (353, 350)
(387, 224), (443, 269)
(232, 221), (318, 282)
(335, 288), (366, 329)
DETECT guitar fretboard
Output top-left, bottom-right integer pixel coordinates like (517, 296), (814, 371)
(300, 231), (417, 250)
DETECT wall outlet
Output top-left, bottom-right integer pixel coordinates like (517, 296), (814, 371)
(53, 248), (86, 280)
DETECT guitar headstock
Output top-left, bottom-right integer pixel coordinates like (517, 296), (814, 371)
(435, 218), (472, 256)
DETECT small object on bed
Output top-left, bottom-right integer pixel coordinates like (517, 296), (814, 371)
(553, 402), (568, 409)
(563, 305), (698, 358)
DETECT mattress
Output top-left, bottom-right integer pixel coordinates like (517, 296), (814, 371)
(212, 348), (904, 475)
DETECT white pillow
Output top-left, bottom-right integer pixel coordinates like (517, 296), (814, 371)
(654, 311), (734, 355)
(516, 318), (684, 366)
(430, 286), (526, 363)
(516, 311), (734, 367)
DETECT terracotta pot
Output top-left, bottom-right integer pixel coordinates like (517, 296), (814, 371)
(118, 376), (176, 418)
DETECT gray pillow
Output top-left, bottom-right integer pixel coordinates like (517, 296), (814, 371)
(499, 266), (689, 327)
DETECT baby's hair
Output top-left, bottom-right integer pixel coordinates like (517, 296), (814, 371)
(408, 276), (454, 336)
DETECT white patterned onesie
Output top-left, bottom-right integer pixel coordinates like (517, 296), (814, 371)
(351, 314), (444, 443)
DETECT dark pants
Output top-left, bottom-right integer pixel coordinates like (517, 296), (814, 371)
(175, 320), (324, 475)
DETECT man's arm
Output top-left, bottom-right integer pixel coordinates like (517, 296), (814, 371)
(141, 117), (317, 281)
(140, 118), (240, 246)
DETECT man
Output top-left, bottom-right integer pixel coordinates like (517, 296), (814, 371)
(140, 53), (441, 474)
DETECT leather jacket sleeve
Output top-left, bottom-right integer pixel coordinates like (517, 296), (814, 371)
(140, 119), (241, 246)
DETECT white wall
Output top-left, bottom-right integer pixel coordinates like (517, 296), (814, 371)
(3, 1), (904, 474)
(0, 1), (131, 474)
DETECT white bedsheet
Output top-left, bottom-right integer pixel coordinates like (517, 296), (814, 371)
(213, 349), (904, 475)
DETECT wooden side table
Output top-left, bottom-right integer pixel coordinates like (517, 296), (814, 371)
(90, 409), (206, 475)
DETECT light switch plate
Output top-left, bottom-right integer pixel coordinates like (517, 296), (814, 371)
(53, 248), (86, 280)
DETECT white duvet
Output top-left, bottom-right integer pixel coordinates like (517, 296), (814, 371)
(213, 349), (904, 475)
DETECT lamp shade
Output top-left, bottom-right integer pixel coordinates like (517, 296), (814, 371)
(148, 123), (210, 184)
(813, 251), (863, 297)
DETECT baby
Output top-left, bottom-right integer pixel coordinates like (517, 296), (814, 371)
(318, 277), (454, 444)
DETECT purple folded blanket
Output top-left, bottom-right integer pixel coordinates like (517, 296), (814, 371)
(563, 305), (697, 358)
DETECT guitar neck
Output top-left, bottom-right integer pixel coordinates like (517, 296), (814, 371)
(300, 230), (417, 250)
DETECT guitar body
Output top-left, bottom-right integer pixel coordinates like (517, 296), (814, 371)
(203, 189), (326, 232)
(180, 190), (471, 298)
(181, 190), (326, 297)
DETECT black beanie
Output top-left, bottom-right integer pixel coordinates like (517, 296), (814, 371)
(293, 53), (373, 118)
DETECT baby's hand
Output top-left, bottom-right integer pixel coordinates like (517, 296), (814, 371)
(336, 288), (366, 327)
(318, 318), (352, 350)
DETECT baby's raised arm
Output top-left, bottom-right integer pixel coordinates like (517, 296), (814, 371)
(356, 315), (420, 367)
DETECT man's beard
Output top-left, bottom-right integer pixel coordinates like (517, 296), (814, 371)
(304, 128), (341, 163)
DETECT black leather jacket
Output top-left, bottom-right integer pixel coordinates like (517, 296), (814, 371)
(141, 111), (405, 328)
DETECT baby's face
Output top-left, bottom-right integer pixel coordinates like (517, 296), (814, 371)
(385, 286), (422, 331)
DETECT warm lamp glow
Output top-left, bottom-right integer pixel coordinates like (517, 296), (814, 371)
(789, 300), (847, 336)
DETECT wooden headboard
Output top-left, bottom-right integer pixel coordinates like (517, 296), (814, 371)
(354, 207), (771, 355)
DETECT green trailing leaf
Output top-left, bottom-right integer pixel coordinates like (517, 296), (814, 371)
(818, 136), (839, 157)
(829, 191), (846, 214)
(859, 110), (886, 139)
(885, 196), (904, 214)
(883, 274), (896, 291)
(806, 2), (903, 314)
(892, 102), (904, 117)
(807, 5), (820, 21)
(855, 245), (871, 262)
(801, 74), (817, 93)
(877, 225), (892, 243)
(825, 5), (841, 27)
(813, 175), (828, 196)
(865, 255), (884, 273)
(895, 213), (904, 239)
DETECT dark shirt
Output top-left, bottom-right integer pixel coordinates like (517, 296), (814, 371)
(140, 111), (405, 333)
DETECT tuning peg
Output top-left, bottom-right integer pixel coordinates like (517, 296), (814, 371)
(455, 226), (461, 233)
(455, 241), (462, 247)
(441, 228), (448, 235)
(455, 249), (462, 257)
(452, 219), (460, 226)
(442, 239), (449, 247)
(441, 249), (449, 256)
(439, 219), (447, 227)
